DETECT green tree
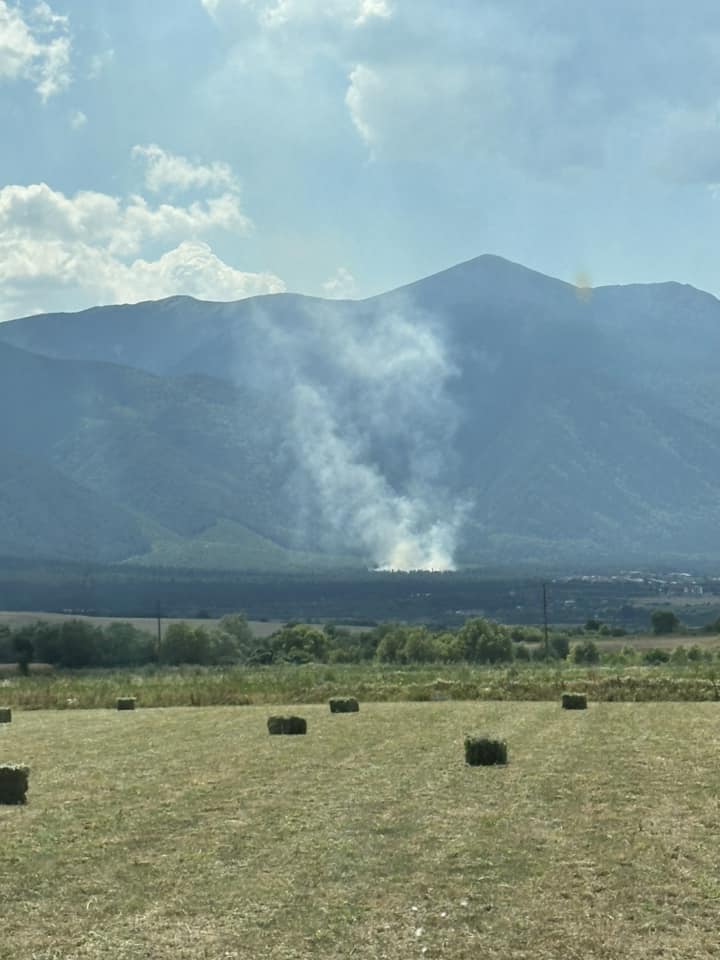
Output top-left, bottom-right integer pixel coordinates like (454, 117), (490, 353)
(458, 618), (513, 664)
(160, 623), (214, 665)
(11, 631), (34, 675)
(650, 609), (680, 635)
(98, 622), (155, 667)
(270, 624), (328, 663)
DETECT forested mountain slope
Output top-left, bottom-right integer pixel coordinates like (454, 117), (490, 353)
(3, 255), (720, 569)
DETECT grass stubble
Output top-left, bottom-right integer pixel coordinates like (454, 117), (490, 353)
(1, 702), (719, 959)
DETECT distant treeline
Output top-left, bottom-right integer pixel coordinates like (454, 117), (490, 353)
(2, 612), (719, 672)
(0, 555), (702, 627)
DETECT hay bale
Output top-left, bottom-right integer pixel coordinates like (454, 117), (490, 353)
(464, 735), (507, 766)
(0, 707), (11, 723)
(267, 715), (307, 735)
(329, 697), (359, 713)
(0, 764), (29, 804)
(561, 692), (588, 710)
(116, 697), (137, 711)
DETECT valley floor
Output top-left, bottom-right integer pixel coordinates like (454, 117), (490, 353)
(2, 702), (719, 958)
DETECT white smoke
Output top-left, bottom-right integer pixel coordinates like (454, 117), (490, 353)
(237, 298), (467, 570)
(291, 381), (462, 570)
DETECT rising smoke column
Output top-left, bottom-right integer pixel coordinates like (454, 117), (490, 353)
(238, 297), (467, 570)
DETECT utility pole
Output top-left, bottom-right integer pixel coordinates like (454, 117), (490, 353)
(156, 600), (162, 658)
(542, 582), (549, 657)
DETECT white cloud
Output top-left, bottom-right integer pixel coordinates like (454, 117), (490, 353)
(132, 143), (239, 195)
(202, 0), (390, 28)
(345, 64), (381, 149)
(322, 266), (357, 298)
(0, 0), (71, 100)
(69, 108), (86, 130)
(88, 47), (113, 78)
(0, 175), (282, 320)
(0, 182), (252, 258)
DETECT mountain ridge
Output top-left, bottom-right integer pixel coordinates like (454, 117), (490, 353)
(3, 255), (720, 570)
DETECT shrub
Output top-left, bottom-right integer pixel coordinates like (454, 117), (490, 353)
(116, 697), (136, 711)
(464, 736), (507, 766)
(643, 647), (671, 665)
(329, 697), (359, 713)
(0, 707), (11, 723)
(510, 626), (543, 644)
(550, 634), (570, 659)
(267, 715), (307, 735)
(585, 618), (602, 632)
(570, 639), (600, 665)
(669, 646), (688, 666)
(514, 643), (531, 661)
(687, 644), (704, 662)
(561, 692), (587, 710)
(0, 764), (29, 805)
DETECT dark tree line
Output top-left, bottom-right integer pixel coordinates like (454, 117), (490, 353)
(0, 616), (579, 670)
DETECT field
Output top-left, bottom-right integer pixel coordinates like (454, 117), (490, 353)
(2, 702), (720, 958)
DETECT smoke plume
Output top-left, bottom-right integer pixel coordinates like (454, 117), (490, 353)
(240, 298), (467, 570)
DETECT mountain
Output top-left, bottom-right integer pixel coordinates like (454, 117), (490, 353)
(3, 254), (720, 570)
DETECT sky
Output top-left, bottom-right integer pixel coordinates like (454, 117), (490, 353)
(3, 0), (720, 320)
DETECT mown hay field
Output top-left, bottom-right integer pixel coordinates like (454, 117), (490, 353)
(2, 702), (720, 959)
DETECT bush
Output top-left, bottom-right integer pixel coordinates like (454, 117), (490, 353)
(585, 618), (602, 632)
(0, 707), (11, 723)
(562, 692), (587, 710)
(549, 634), (570, 659)
(669, 646), (688, 666)
(510, 626), (543, 644)
(464, 736), (507, 766)
(267, 715), (307, 735)
(570, 639), (600, 665)
(0, 764), (29, 805)
(643, 647), (671, 665)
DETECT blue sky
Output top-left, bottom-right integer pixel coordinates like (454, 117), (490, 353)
(3, 0), (720, 320)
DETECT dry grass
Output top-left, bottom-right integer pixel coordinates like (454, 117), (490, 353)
(2, 702), (720, 958)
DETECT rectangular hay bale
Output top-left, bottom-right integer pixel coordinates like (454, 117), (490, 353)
(561, 692), (588, 710)
(117, 697), (137, 711)
(0, 707), (11, 723)
(0, 764), (29, 804)
(329, 697), (359, 713)
(267, 715), (307, 735)
(464, 735), (507, 766)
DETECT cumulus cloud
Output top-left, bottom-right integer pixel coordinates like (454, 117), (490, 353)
(322, 266), (357, 298)
(0, 0), (71, 100)
(132, 143), (239, 195)
(0, 175), (283, 320)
